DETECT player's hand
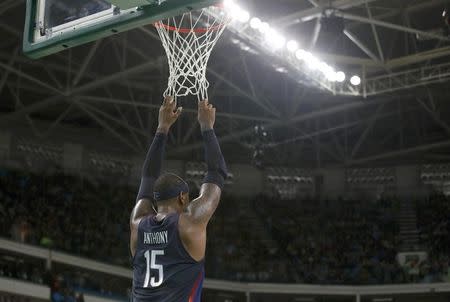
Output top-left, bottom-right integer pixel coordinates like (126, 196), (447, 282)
(157, 96), (182, 133)
(198, 99), (216, 131)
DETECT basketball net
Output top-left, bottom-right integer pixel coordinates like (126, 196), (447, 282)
(155, 5), (231, 101)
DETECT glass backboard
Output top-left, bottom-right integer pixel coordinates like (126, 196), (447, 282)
(23, 0), (219, 59)
(44, 0), (112, 29)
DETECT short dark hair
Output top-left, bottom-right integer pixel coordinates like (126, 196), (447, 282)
(153, 173), (188, 203)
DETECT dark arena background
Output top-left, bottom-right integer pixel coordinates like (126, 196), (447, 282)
(1, 0), (450, 301)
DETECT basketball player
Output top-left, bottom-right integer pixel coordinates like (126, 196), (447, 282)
(130, 96), (227, 302)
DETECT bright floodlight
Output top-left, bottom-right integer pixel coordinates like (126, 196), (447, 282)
(237, 10), (250, 23)
(265, 29), (286, 50)
(250, 17), (261, 29)
(350, 75), (361, 86)
(336, 71), (346, 83)
(295, 49), (307, 61)
(326, 71), (338, 82)
(318, 62), (333, 74)
(286, 40), (299, 52)
(305, 54), (320, 70)
(259, 22), (270, 34)
(223, 0), (235, 11)
(224, 1), (244, 20)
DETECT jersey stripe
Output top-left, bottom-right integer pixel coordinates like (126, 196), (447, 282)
(188, 270), (204, 302)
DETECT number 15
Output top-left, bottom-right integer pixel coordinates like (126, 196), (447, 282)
(143, 250), (164, 288)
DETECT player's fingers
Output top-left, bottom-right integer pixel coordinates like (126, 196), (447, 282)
(163, 96), (173, 106)
(175, 107), (183, 117)
(208, 104), (213, 110)
(199, 100), (207, 109)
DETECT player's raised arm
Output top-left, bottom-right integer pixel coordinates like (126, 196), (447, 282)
(186, 100), (227, 226)
(130, 96), (182, 256)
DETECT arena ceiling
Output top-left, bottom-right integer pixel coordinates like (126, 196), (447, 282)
(1, 0), (450, 168)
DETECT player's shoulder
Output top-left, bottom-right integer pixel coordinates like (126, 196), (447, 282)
(178, 211), (206, 233)
(131, 213), (156, 230)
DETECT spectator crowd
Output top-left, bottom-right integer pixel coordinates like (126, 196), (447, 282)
(0, 167), (449, 299)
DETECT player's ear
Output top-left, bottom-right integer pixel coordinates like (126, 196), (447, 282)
(178, 193), (185, 206)
(179, 192), (189, 206)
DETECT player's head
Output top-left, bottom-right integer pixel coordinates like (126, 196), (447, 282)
(153, 173), (190, 212)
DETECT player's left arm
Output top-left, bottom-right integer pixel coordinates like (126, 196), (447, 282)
(130, 96), (182, 257)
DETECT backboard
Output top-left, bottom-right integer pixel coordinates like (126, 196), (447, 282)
(23, 0), (219, 59)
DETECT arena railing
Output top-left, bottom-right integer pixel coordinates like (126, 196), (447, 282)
(1, 238), (450, 302)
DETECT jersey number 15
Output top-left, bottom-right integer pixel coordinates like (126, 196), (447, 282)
(143, 250), (164, 288)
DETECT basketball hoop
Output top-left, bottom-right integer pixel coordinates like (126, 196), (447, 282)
(154, 4), (231, 101)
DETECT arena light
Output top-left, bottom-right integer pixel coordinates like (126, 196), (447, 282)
(237, 9), (250, 23)
(250, 17), (261, 29)
(258, 22), (270, 34)
(326, 71), (338, 82)
(350, 75), (361, 86)
(305, 54), (321, 70)
(336, 71), (346, 83)
(223, 0), (235, 9)
(226, 1), (356, 86)
(318, 62), (333, 74)
(295, 49), (307, 61)
(286, 40), (299, 52)
(224, 0), (248, 21)
(265, 29), (286, 50)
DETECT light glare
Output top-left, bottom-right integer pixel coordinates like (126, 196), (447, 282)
(259, 22), (270, 34)
(250, 17), (261, 29)
(265, 29), (286, 50)
(223, 0), (234, 8)
(237, 10), (250, 22)
(295, 49), (307, 61)
(326, 71), (338, 82)
(227, 2), (351, 86)
(286, 40), (299, 52)
(336, 71), (346, 82)
(350, 75), (361, 86)
(225, 2), (245, 20)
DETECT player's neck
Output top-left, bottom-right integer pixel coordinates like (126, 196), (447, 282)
(156, 204), (180, 216)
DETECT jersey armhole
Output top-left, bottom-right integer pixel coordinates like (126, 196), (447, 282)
(175, 214), (205, 264)
(130, 215), (152, 266)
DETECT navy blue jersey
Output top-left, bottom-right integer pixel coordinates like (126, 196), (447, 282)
(132, 213), (204, 302)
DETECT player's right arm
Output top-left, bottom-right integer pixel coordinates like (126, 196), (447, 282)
(130, 96), (182, 257)
(179, 100), (227, 261)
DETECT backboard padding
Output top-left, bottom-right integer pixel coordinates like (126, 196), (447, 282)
(23, 0), (220, 59)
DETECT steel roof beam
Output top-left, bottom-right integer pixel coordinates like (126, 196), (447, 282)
(79, 96), (277, 123)
(336, 12), (450, 42)
(343, 30), (383, 65)
(170, 95), (402, 154)
(274, 0), (379, 28)
(349, 139), (450, 165)
(365, 2), (385, 63)
(386, 47), (450, 69)
(0, 57), (166, 125)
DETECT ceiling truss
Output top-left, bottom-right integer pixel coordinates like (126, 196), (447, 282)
(1, 0), (450, 169)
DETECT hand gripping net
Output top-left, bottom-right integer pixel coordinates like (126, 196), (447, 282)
(155, 6), (231, 101)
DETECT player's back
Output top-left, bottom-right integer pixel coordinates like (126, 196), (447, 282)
(132, 213), (204, 302)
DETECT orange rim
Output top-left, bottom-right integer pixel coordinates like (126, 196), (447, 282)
(154, 22), (227, 34)
(153, 4), (228, 34)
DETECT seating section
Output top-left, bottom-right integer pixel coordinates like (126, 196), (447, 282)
(416, 195), (450, 283)
(1, 167), (450, 300)
(256, 195), (406, 284)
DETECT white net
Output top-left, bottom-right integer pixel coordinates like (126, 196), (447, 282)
(155, 6), (231, 101)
